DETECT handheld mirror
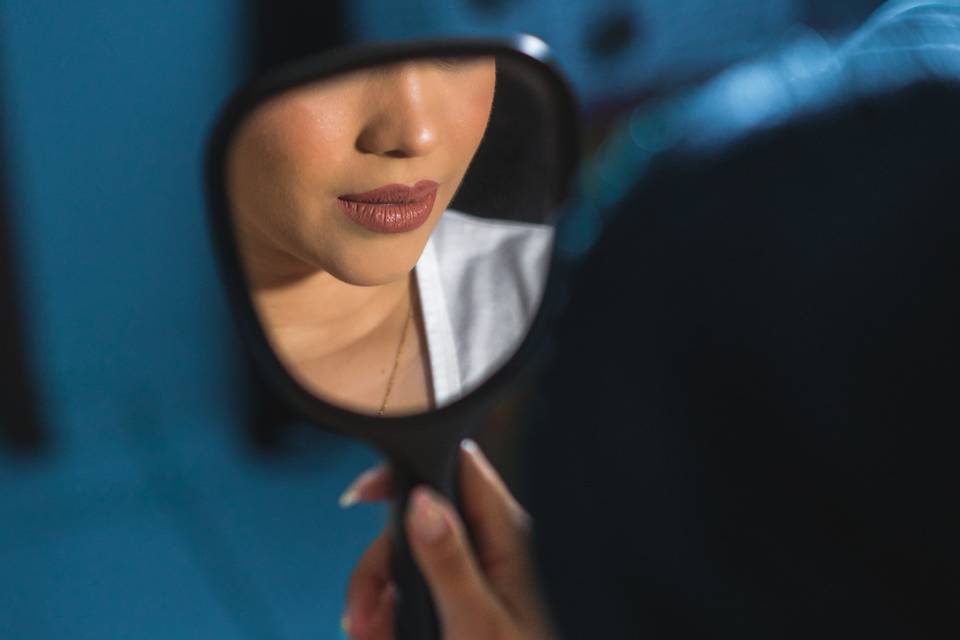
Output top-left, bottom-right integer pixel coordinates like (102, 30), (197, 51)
(205, 37), (578, 638)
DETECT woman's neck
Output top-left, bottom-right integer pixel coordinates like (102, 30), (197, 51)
(252, 267), (411, 362)
(237, 221), (412, 356)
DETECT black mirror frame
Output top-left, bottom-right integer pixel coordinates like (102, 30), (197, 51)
(204, 35), (580, 464)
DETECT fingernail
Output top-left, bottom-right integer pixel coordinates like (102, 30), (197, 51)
(461, 438), (499, 485)
(381, 581), (397, 605)
(340, 611), (352, 638)
(338, 465), (384, 508)
(410, 488), (448, 544)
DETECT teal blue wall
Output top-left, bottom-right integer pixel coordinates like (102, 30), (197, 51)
(1, 1), (248, 430)
(0, 4), (384, 638)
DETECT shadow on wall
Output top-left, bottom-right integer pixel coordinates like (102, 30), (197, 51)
(0, 49), (43, 451)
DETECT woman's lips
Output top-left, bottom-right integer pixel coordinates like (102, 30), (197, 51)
(337, 180), (439, 234)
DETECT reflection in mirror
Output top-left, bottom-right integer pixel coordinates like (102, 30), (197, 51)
(225, 55), (560, 417)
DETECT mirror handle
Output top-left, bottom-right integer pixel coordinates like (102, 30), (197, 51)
(390, 455), (460, 640)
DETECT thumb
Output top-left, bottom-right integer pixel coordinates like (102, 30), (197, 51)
(405, 487), (508, 637)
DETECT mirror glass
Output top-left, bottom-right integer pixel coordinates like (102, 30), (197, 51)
(222, 52), (569, 417)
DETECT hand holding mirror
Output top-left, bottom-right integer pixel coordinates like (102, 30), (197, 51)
(205, 37), (578, 638)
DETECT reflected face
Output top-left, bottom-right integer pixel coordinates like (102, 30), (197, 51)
(227, 58), (497, 286)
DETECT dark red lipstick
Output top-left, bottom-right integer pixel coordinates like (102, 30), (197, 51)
(337, 180), (439, 234)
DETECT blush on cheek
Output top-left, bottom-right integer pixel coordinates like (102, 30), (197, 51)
(448, 105), (493, 179)
(460, 70), (497, 150)
(249, 97), (355, 192)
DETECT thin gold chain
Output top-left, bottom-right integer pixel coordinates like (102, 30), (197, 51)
(378, 303), (413, 417)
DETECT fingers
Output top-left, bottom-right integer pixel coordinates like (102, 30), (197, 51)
(340, 463), (394, 638)
(344, 528), (395, 640)
(459, 441), (533, 577)
(460, 439), (531, 541)
(342, 444), (540, 636)
(406, 486), (508, 637)
(340, 464), (394, 508)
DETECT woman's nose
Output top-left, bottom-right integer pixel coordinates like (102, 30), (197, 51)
(355, 65), (439, 158)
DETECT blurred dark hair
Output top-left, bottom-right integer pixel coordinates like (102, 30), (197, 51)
(526, 79), (960, 638)
(451, 55), (573, 224)
(250, 1), (348, 72)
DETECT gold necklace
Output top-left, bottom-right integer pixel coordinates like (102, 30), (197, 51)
(378, 303), (413, 417)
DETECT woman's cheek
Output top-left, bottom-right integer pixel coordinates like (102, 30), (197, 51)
(459, 101), (494, 161)
(281, 123), (346, 189)
(468, 71), (496, 144)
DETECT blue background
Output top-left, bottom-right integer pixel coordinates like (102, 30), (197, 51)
(0, 2), (383, 638)
(0, 1), (886, 638)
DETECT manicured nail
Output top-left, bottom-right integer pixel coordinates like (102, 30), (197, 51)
(461, 438), (479, 455)
(338, 465), (384, 508)
(381, 581), (397, 606)
(410, 488), (448, 544)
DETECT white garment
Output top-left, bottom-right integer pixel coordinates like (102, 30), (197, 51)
(415, 210), (554, 406)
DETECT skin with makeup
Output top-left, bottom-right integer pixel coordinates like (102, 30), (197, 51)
(227, 58), (497, 416)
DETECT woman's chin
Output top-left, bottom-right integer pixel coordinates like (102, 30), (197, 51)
(327, 263), (415, 288)
(322, 242), (426, 287)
